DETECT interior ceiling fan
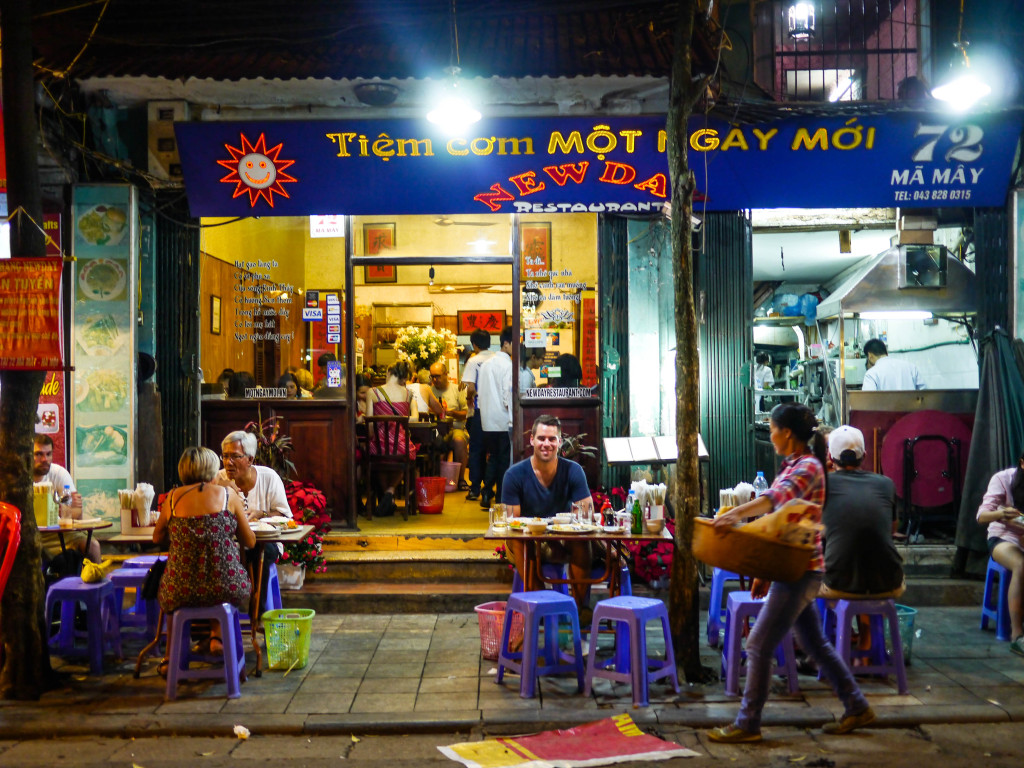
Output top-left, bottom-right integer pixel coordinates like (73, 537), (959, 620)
(433, 216), (496, 226)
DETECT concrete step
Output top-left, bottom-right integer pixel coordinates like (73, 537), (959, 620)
(321, 549), (510, 582)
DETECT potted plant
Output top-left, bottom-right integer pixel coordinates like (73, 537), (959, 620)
(280, 480), (331, 588)
(244, 409), (296, 480)
(393, 325), (460, 370)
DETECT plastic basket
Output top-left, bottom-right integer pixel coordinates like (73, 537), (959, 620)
(415, 476), (446, 514)
(692, 518), (814, 582)
(475, 601), (524, 660)
(892, 604), (917, 665)
(262, 609), (315, 670)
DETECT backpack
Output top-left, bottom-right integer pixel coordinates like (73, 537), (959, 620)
(45, 549), (85, 585)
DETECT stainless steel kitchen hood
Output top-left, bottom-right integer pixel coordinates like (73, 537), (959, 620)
(815, 244), (976, 319)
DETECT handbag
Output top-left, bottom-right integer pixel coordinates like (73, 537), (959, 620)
(141, 558), (166, 600)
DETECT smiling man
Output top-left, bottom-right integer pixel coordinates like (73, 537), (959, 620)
(501, 415), (594, 613)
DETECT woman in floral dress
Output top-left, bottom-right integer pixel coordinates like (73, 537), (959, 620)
(366, 360), (419, 516)
(154, 447), (256, 662)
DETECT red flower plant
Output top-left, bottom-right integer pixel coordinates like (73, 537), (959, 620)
(283, 480), (331, 574)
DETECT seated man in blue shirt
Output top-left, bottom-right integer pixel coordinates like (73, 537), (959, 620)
(502, 414), (594, 612)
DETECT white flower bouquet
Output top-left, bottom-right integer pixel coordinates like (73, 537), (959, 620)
(393, 325), (459, 369)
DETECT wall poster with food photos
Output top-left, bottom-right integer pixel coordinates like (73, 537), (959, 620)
(71, 184), (137, 531)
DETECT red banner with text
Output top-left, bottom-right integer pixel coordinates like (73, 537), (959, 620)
(0, 258), (64, 370)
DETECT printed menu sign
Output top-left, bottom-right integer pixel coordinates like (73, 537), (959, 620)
(71, 184), (137, 531)
(0, 258), (63, 369)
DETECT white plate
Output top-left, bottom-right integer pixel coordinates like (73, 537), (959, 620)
(548, 523), (596, 535)
(602, 525), (626, 533)
(77, 205), (128, 246)
(79, 258), (127, 300)
(250, 521), (275, 533)
(262, 515), (292, 525)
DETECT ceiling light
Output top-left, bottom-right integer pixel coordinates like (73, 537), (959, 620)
(428, 266), (435, 286)
(787, 2), (815, 40)
(426, 2), (481, 133)
(353, 82), (399, 107)
(859, 311), (933, 321)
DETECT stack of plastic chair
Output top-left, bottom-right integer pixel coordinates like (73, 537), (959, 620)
(0, 502), (21, 601)
(980, 557), (1012, 641)
(110, 567), (159, 639)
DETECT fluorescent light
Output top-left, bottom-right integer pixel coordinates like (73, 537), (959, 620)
(931, 71), (991, 111)
(859, 310), (933, 320)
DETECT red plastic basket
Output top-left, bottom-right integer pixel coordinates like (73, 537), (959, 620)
(475, 601), (524, 660)
(415, 476), (446, 514)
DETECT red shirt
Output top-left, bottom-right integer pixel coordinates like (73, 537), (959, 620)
(762, 452), (825, 572)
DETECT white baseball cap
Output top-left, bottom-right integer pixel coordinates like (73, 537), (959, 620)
(828, 425), (865, 460)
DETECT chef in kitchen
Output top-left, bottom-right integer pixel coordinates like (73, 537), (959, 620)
(862, 339), (926, 391)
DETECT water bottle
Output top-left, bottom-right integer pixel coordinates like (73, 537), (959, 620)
(61, 484), (72, 506)
(753, 471), (768, 497)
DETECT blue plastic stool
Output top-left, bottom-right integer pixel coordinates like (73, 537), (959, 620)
(980, 557), (1012, 642)
(123, 555), (166, 569)
(496, 590), (584, 698)
(264, 562), (283, 611)
(584, 595), (679, 707)
(109, 567), (159, 638)
(822, 598), (908, 694)
(165, 603), (247, 700)
(720, 592), (800, 696)
(707, 568), (743, 647)
(45, 577), (122, 673)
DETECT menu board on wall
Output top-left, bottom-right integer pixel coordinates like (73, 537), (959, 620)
(71, 184), (137, 531)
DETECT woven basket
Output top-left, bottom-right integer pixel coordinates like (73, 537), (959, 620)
(692, 518), (814, 582)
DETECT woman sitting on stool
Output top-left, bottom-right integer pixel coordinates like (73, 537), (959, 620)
(154, 447), (255, 674)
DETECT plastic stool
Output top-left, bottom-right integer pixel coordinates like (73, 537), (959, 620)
(109, 567), (158, 637)
(980, 557), (1012, 642)
(165, 603), (246, 700)
(264, 562), (283, 612)
(584, 596), (679, 707)
(496, 590), (584, 698)
(707, 568), (743, 647)
(721, 592), (800, 696)
(511, 564), (632, 598)
(123, 555), (166, 569)
(45, 577), (122, 673)
(822, 598), (908, 695)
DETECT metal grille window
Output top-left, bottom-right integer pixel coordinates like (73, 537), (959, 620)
(756, 0), (920, 102)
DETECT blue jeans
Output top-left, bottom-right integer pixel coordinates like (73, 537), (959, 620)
(734, 571), (869, 734)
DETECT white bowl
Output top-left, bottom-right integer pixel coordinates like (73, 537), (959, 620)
(553, 513), (572, 525)
(526, 518), (549, 535)
(645, 518), (666, 534)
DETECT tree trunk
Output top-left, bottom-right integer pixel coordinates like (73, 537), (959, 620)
(0, 0), (58, 699)
(666, 0), (714, 683)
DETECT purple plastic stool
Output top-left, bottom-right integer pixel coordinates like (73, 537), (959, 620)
(165, 603), (246, 700)
(981, 557), (1012, 642)
(496, 590), (584, 698)
(584, 595), (679, 707)
(45, 577), (122, 673)
(822, 598), (908, 694)
(707, 568), (743, 647)
(123, 555), (166, 569)
(721, 592), (800, 696)
(264, 562), (283, 611)
(110, 567), (159, 638)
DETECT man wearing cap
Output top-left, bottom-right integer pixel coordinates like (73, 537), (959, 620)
(821, 425), (905, 598)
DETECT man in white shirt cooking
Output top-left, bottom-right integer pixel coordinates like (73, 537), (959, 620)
(862, 339), (926, 391)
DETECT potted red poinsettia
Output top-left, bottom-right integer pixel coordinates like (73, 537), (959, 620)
(281, 480), (331, 588)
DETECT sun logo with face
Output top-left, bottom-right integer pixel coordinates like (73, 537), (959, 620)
(217, 133), (296, 208)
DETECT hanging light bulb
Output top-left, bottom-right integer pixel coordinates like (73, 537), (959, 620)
(931, 3), (991, 111)
(428, 266), (435, 286)
(426, 1), (481, 133)
(787, 2), (815, 40)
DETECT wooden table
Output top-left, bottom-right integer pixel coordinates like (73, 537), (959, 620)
(248, 524), (314, 675)
(484, 523), (672, 596)
(40, 520), (113, 556)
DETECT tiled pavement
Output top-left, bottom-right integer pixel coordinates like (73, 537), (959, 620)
(1, 606), (1023, 738)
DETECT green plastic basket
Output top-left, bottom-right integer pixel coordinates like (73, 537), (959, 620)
(262, 609), (315, 670)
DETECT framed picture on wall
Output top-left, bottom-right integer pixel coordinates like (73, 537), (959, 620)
(457, 309), (505, 335)
(364, 264), (397, 283)
(520, 222), (551, 280)
(210, 295), (221, 335)
(363, 222), (396, 255)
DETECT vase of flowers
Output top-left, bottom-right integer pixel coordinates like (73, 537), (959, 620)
(393, 325), (459, 370)
(282, 480), (331, 583)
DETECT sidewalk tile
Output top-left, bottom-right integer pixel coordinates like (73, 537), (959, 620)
(286, 691), (356, 714)
(350, 692), (417, 713)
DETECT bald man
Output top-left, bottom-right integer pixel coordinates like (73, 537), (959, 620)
(428, 361), (469, 489)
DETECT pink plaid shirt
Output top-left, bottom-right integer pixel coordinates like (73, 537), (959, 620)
(761, 452), (825, 572)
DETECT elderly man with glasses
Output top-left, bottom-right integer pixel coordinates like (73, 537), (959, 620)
(215, 430), (292, 601)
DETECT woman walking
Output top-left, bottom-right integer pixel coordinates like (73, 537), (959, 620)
(708, 403), (874, 743)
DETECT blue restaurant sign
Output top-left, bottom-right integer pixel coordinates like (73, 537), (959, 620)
(175, 111), (1023, 217)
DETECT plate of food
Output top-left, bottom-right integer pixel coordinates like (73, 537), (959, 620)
(79, 258), (127, 301)
(76, 369), (128, 412)
(78, 313), (124, 356)
(507, 518), (525, 531)
(36, 403), (59, 433)
(262, 515), (292, 526)
(77, 205), (128, 246)
(602, 524), (626, 534)
(548, 523), (597, 534)
(250, 521), (276, 535)
(75, 424), (128, 467)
